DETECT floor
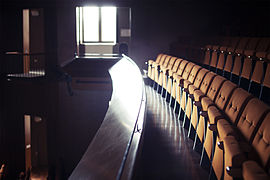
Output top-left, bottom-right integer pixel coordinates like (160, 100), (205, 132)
(136, 85), (209, 180)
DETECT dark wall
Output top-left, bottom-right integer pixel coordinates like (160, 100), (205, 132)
(56, 82), (111, 176)
(57, 7), (76, 66)
(129, 2), (270, 68)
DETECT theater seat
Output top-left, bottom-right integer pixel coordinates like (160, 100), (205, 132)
(172, 62), (195, 108)
(164, 58), (182, 96)
(218, 98), (269, 180)
(147, 53), (163, 78)
(158, 57), (177, 92)
(170, 60), (189, 100)
(154, 55), (172, 83)
(216, 46), (227, 75)
(148, 54), (166, 80)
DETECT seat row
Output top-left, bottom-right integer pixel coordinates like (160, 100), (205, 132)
(146, 53), (270, 180)
(201, 44), (270, 105)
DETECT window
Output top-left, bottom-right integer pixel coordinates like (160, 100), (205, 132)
(77, 6), (117, 44)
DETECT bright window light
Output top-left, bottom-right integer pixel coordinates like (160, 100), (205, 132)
(101, 7), (116, 42)
(79, 6), (117, 44)
(83, 7), (99, 42)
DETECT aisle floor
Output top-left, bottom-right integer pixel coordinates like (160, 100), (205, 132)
(137, 85), (209, 180)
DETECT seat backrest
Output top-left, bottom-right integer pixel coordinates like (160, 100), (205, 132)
(252, 112), (270, 169)
(240, 50), (255, 79)
(263, 57), (270, 88)
(199, 71), (216, 95)
(161, 55), (172, 67)
(229, 37), (241, 49)
(210, 45), (220, 68)
(206, 75), (226, 101)
(245, 37), (260, 50)
(256, 38), (270, 52)
(176, 60), (189, 76)
(158, 54), (167, 66)
(214, 80), (237, 110)
(166, 57), (177, 69)
(221, 37), (231, 47)
(237, 37), (250, 49)
(237, 98), (269, 143)
(223, 47), (235, 72)
(224, 88), (253, 125)
(181, 62), (195, 80)
(203, 45), (212, 65)
(170, 58), (182, 73)
(216, 46), (227, 70)
(250, 52), (268, 84)
(251, 60), (265, 84)
(192, 68), (209, 88)
(187, 65), (202, 84)
(231, 49), (245, 76)
(155, 54), (164, 64)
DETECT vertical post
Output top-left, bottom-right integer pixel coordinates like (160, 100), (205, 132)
(24, 115), (31, 172)
(23, 9), (30, 74)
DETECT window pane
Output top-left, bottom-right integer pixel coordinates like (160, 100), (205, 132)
(101, 7), (116, 42)
(83, 7), (99, 42)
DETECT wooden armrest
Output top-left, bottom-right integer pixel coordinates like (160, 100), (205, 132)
(217, 141), (224, 150)
(194, 101), (201, 107)
(208, 123), (217, 131)
(184, 88), (189, 93)
(200, 111), (208, 118)
(226, 166), (242, 178)
(188, 94), (194, 100)
(224, 136), (246, 177)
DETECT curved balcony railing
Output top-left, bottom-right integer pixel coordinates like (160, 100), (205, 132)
(69, 55), (146, 180)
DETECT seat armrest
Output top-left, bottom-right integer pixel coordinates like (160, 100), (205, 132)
(200, 111), (208, 118)
(226, 166), (243, 178)
(188, 94), (194, 100)
(194, 101), (202, 108)
(224, 136), (246, 178)
(217, 141), (224, 150)
(208, 123), (217, 131)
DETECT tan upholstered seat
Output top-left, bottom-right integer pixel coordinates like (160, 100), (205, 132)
(172, 62), (195, 103)
(165, 58), (182, 93)
(170, 60), (188, 98)
(158, 57), (177, 86)
(147, 54), (163, 77)
(200, 76), (226, 112)
(209, 45), (220, 70)
(149, 54), (167, 80)
(180, 65), (202, 113)
(250, 113), (270, 171)
(215, 99), (269, 180)
(223, 47), (235, 75)
(216, 46), (228, 75)
(239, 50), (255, 89)
(210, 88), (253, 180)
(231, 49), (244, 83)
(154, 55), (172, 83)
(203, 45), (212, 66)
